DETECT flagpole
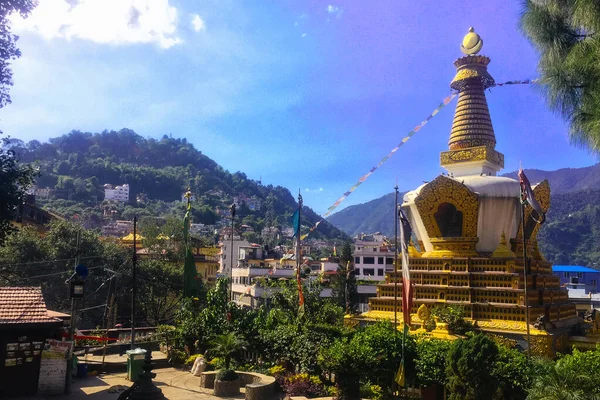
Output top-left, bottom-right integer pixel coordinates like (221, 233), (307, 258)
(521, 197), (532, 357)
(394, 184), (399, 330)
(296, 190), (302, 280)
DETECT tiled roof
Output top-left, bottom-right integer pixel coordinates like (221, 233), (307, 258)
(0, 287), (61, 325)
(552, 265), (599, 273)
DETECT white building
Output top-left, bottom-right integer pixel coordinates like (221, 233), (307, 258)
(231, 258), (296, 308)
(353, 232), (395, 281)
(104, 184), (130, 202)
(218, 235), (250, 275)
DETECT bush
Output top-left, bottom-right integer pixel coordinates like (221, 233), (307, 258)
(209, 357), (224, 370)
(216, 369), (239, 382)
(281, 373), (326, 398)
(359, 382), (383, 400)
(268, 365), (286, 376)
(184, 354), (203, 366)
(168, 349), (187, 365)
(432, 305), (473, 335)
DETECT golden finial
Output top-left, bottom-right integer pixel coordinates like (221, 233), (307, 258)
(461, 27), (483, 55)
(492, 231), (516, 259)
(184, 188), (192, 199)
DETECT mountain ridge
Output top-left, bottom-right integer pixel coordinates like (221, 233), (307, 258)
(327, 163), (600, 266)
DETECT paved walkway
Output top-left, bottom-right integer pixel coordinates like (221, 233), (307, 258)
(27, 368), (249, 400)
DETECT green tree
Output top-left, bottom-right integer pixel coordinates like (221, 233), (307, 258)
(208, 332), (248, 370)
(136, 259), (183, 326)
(520, 0), (600, 151)
(446, 334), (499, 400)
(331, 260), (358, 314)
(415, 338), (452, 387)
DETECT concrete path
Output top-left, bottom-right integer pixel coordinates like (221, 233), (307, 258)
(27, 368), (248, 400)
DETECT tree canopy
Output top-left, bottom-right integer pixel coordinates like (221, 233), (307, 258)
(521, 0), (600, 151)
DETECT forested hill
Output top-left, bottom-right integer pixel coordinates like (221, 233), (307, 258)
(10, 129), (348, 241)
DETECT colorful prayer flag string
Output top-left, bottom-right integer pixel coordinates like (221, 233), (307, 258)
(301, 78), (539, 241)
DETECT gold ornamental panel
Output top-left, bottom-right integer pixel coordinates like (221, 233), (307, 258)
(414, 175), (479, 238)
(440, 145), (504, 167)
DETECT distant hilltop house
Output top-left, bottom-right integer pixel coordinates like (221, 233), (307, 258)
(32, 186), (55, 199)
(233, 195), (261, 211)
(190, 223), (216, 236)
(103, 183), (129, 202)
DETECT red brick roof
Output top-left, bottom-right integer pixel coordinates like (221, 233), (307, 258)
(0, 287), (61, 325)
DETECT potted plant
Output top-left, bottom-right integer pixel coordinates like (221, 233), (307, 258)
(209, 332), (248, 397)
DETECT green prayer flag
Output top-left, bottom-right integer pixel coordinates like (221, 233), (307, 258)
(183, 202), (201, 298)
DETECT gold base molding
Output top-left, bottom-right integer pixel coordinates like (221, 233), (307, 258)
(422, 237), (479, 258)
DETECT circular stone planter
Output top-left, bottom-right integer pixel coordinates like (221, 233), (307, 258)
(214, 378), (241, 397)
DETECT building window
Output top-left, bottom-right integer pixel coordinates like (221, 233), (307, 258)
(386, 258), (394, 265)
(363, 268), (375, 276)
(363, 257), (375, 264)
(577, 272), (583, 278)
(592, 280), (597, 286)
(378, 257), (384, 264)
(377, 269), (384, 276)
(373, 248), (377, 252)
(564, 272), (568, 278)
(355, 257), (360, 264)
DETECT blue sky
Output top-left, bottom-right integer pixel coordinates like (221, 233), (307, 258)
(2, 0), (598, 215)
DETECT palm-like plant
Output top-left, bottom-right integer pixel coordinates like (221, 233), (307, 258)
(520, 0), (600, 152)
(208, 332), (248, 370)
(527, 357), (599, 400)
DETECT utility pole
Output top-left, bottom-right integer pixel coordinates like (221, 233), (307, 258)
(65, 229), (81, 393)
(229, 204), (236, 302)
(131, 216), (137, 349)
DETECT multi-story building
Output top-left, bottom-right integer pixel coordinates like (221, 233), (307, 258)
(553, 265), (600, 317)
(104, 184), (130, 202)
(553, 265), (600, 294)
(353, 233), (395, 281)
(218, 234), (250, 275)
(231, 258), (296, 308)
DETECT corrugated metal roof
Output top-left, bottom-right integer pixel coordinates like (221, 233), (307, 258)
(552, 265), (600, 273)
(0, 287), (61, 324)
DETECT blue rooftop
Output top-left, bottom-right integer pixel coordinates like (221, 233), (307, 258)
(552, 265), (599, 273)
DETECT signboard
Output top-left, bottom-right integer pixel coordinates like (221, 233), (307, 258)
(41, 339), (73, 359)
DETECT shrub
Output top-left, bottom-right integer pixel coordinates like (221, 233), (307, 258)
(359, 383), (383, 400)
(168, 349), (187, 365)
(432, 305), (473, 335)
(184, 354), (203, 366)
(209, 357), (224, 370)
(216, 369), (239, 382)
(281, 373), (326, 398)
(269, 365), (286, 376)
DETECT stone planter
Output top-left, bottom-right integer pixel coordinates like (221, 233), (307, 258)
(214, 378), (240, 397)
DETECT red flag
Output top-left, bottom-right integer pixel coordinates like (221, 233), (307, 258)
(399, 209), (413, 326)
(518, 168), (546, 224)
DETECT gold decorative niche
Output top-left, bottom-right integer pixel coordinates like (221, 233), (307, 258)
(414, 175), (479, 257)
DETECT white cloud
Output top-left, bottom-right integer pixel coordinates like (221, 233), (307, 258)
(191, 14), (205, 32)
(10, 0), (182, 48)
(327, 4), (343, 19)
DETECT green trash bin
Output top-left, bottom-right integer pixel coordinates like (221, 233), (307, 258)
(126, 348), (147, 382)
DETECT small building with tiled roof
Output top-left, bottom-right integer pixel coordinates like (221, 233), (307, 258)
(0, 287), (62, 397)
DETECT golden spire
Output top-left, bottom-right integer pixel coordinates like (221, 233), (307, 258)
(440, 27), (504, 176)
(492, 232), (516, 259)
